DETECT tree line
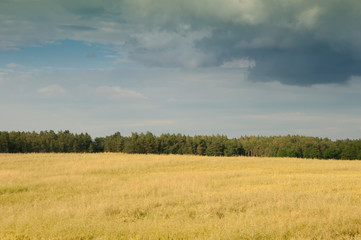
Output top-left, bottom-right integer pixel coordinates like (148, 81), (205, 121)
(1, 130), (361, 160)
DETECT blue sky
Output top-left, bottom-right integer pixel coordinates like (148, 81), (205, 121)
(1, 0), (361, 139)
(0, 40), (120, 71)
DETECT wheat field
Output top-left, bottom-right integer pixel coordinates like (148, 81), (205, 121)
(0, 153), (361, 240)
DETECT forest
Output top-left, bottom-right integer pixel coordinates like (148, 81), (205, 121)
(0, 130), (361, 160)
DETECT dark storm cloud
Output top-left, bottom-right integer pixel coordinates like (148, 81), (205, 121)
(197, 23), (361, 85)
(247, 44), (361, 85)
(109, 0), (361, 86)
(185, 0), (361, 85)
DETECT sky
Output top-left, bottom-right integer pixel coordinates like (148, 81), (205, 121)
(1, 0), (361, 139)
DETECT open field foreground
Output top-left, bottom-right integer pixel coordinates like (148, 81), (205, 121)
(1, 154), (361, 240)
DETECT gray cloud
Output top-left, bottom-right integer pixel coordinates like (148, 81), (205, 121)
(1, 0), (361, 85)
(58, 25), (98, 31)
(119, 0), (361, 85)
(61, 0), (107, 18)
(86, 51), (97, 58)
(126, 29), (214, 68)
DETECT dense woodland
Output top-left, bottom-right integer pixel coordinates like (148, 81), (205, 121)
(1, 130), (361, 160)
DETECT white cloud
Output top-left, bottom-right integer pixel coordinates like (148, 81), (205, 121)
(5, 63), (22, 68)
(37, 85), (66, 96)
(96, 86), (147, 100)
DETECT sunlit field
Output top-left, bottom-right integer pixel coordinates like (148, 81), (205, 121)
(1, 153), (361, 240)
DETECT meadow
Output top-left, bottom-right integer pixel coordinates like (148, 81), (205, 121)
(1, 153), (361, 240)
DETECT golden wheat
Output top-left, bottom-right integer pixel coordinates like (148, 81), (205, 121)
(0, 153), (361, 240)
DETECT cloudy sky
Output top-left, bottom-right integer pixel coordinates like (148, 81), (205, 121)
(1, 0), (361, 139)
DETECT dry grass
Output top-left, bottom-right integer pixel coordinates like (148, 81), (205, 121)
(1, 153), (361, 240)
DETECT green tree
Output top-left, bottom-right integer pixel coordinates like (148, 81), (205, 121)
(0, 132), (9, 153)
(196, 138), (206, 155)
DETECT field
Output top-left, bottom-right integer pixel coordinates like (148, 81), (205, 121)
(1, 154), (361, 240)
